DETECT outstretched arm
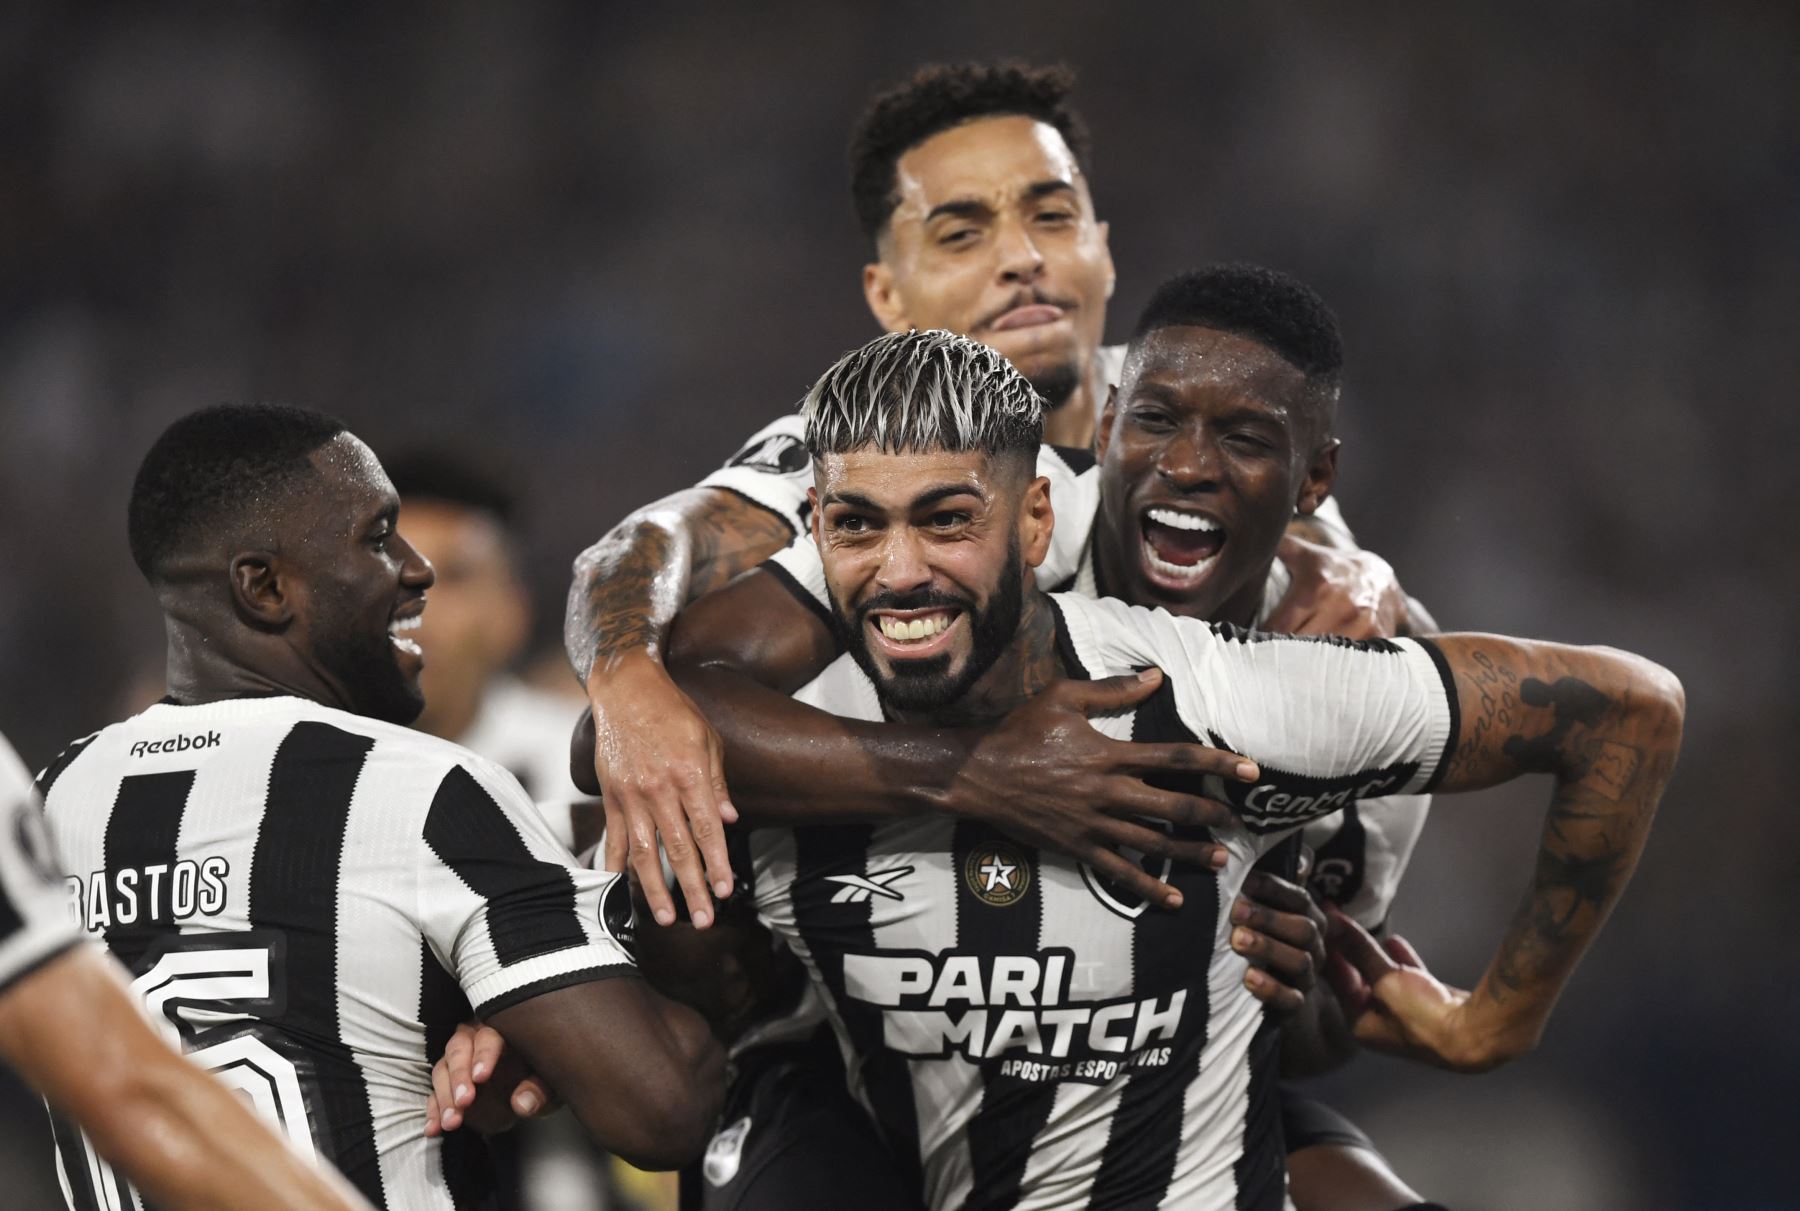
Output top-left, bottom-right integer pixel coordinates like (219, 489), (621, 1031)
(0, 945), (373, 1211)
(565, 486), (793, 926)
(1370, 635), (1683, 1070)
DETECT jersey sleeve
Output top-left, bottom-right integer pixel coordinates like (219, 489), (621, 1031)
(0, 737), (81, 996)
(695, 411), (812, 536)
(1036, 445), (1100, 591)
(1300, 793), (1431, 929)
(1065, 596), (1457, 834)
(418, 757), (637, 1017)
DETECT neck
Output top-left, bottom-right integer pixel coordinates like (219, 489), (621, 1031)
(888, 589), (1063, 727)
(160, 614), (351, 711)
(1039, 355), (1105, 449)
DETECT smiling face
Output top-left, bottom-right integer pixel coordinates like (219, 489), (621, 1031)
(863, 115), (1115, 409)
(1094, 326), (1337, 625)
(282, 435), (437, 723)
(811, 448), (1052, 714)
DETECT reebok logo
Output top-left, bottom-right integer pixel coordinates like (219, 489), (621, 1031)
(822, 866), (912, 904)
(130, 732), (222, 758)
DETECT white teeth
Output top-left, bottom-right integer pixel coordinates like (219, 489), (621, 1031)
(391, 636), (422, 656)
(390, 615), (422, 633)
(1141, 537), (1214, 583)
(877, 613), (952, 642)
(1145, 507), (1219, 532)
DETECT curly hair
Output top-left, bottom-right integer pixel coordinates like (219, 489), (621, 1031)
(1130, 264), (1344, 386)
(849, 61), (1092, 243)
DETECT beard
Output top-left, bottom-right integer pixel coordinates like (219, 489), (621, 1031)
(1027, 361), (1081, 413)
(835, 535), (1025, 714)
(313, 606), (426, 725)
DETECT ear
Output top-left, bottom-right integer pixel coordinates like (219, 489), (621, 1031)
(1094, 384), (1119, 462)
(229, 552), (293, 626)
(1294, 439), (1341, 516)
(1020, 475), (1055, 571)
(862, 260), (910, 333)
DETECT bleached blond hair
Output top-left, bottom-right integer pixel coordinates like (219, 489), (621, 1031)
(803, 329), (1043, 464)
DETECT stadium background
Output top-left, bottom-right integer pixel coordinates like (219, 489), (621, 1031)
(1, 3), (1793, 1208)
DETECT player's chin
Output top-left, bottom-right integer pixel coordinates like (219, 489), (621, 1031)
(983, 323), (1079, 369)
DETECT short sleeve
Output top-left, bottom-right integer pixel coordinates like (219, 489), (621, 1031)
(418, 759), (636, 1017)
(0, 737), (81, 995)
(696, 412), (813, 536)
(1060, 596), (1458, 835)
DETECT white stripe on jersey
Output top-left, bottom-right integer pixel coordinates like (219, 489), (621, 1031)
(0, 734), (81, 996)
(753, 595), (1455, 1210)
(38, 696), (635, 1211)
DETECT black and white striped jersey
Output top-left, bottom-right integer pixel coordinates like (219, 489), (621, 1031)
(745, 593), (1458, 1210)
(0, 734), (81, 997)
(36, 695), (636, 1211)
(765, 467), (1421, 933)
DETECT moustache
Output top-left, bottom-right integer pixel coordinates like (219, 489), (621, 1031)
(853, 588), (971, 620)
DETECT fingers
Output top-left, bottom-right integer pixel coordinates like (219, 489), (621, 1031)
(1084, 846), (1185, 911)
(426, 1058), (453, 1136)
(1049, 667), (1166, 715)
(1232, 887), (1324, 968)
(1113, 741), (1259, 784)
(623, 806), (680, 927)
(601, 801), (628, 875)
(1100, 779), (1235, 831)
(709, 734), (740, 826)
(1239, 870), (1317, 919)
(1383, 933), (1426, 969)
(1096, 817), (1228, 876)
(1325, 905), (1399, 986)
(468, 1025), (507, 1087)
(1229, 919), (1317, 995)
(510, 1076), (555, 1119)
(1243, 965), (1306, 1016)
(652, 792), (718, 930)
(443, 1024), (478, 1107)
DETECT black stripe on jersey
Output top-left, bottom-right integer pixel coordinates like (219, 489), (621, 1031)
(251, 720), (385, 1209)
(422, 940), (498, 1210)
(1307, 805), (1367, 909)
(423, 764), (589, 966)
(1231, 1016), (1286, 1211)
(1206, 730), (1423, 838)
(954, 821), (1055, 1211)
(762, 554), (836, 635)
(789, 825), (926, 1204)
(1412, 638), (1462, 792)
(103, 770), (195, 970)
(1046, 444), (1098, 474)
(1050, 598), (1093, 681)
(1088, 675), (1223, 1208)
(32, 733), (97, 801)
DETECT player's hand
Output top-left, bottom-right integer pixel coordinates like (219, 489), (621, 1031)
(1324, 908), (1522, 1073)
(951, 668), (1257, 910)
(578, 650), (739, 929)
(423, 1022), (558, 1137)
(1265, 535), (1407, 640)
(1230, 870), (1328, 1017)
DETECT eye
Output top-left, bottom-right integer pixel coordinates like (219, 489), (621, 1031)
(939, 228), (978, 247)
(1034, 208), (1075, 227)
(927, 510), (970, 530)
(1130, 407), (1176, 433)
(831, 513), (873, 535)
(1226, 431), (1274, 453)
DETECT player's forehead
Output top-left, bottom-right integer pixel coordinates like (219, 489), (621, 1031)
(1122, 326), (1307, 422)
(815, 448), (996, 508)
(305, 433), (398, 526)
(889, 115), (1088, 223)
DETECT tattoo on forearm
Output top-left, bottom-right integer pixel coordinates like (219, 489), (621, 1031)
(566, 492), (795, 680)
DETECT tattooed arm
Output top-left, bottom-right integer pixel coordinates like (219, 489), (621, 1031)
(1329, 636), (1684, 1072)
(564, 486), (794, 928)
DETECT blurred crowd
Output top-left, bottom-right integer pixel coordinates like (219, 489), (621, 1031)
(1, 3), (1794, 1208)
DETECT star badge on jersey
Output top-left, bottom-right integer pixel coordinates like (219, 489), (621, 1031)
(963, 841), (1031, 907)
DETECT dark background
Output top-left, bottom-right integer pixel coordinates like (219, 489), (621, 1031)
(1, 3), (1795, 1208)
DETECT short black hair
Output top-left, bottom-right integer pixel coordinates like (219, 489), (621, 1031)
(128, 403), (348, 582)
(1130, 264), (1344, 388)
(849, 61), (1092, 243)
(383, 449), (518, 528)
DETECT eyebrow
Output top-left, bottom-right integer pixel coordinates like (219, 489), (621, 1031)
(922, 179), (1078, 225)
(822, 483), (987, 512)
(1129, 382), (1290, 425)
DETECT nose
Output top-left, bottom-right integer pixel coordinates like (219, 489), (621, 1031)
(873, 528), (932, 596)
(1156, 427), (1221, 494)
(993, 216), (1045, 285)
(396, 535), (436, 591)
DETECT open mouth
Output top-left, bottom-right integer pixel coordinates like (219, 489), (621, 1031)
(867, 607), (962, 659)
(1139, 506), (1225, 588)
(389, 605), (424, 657)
